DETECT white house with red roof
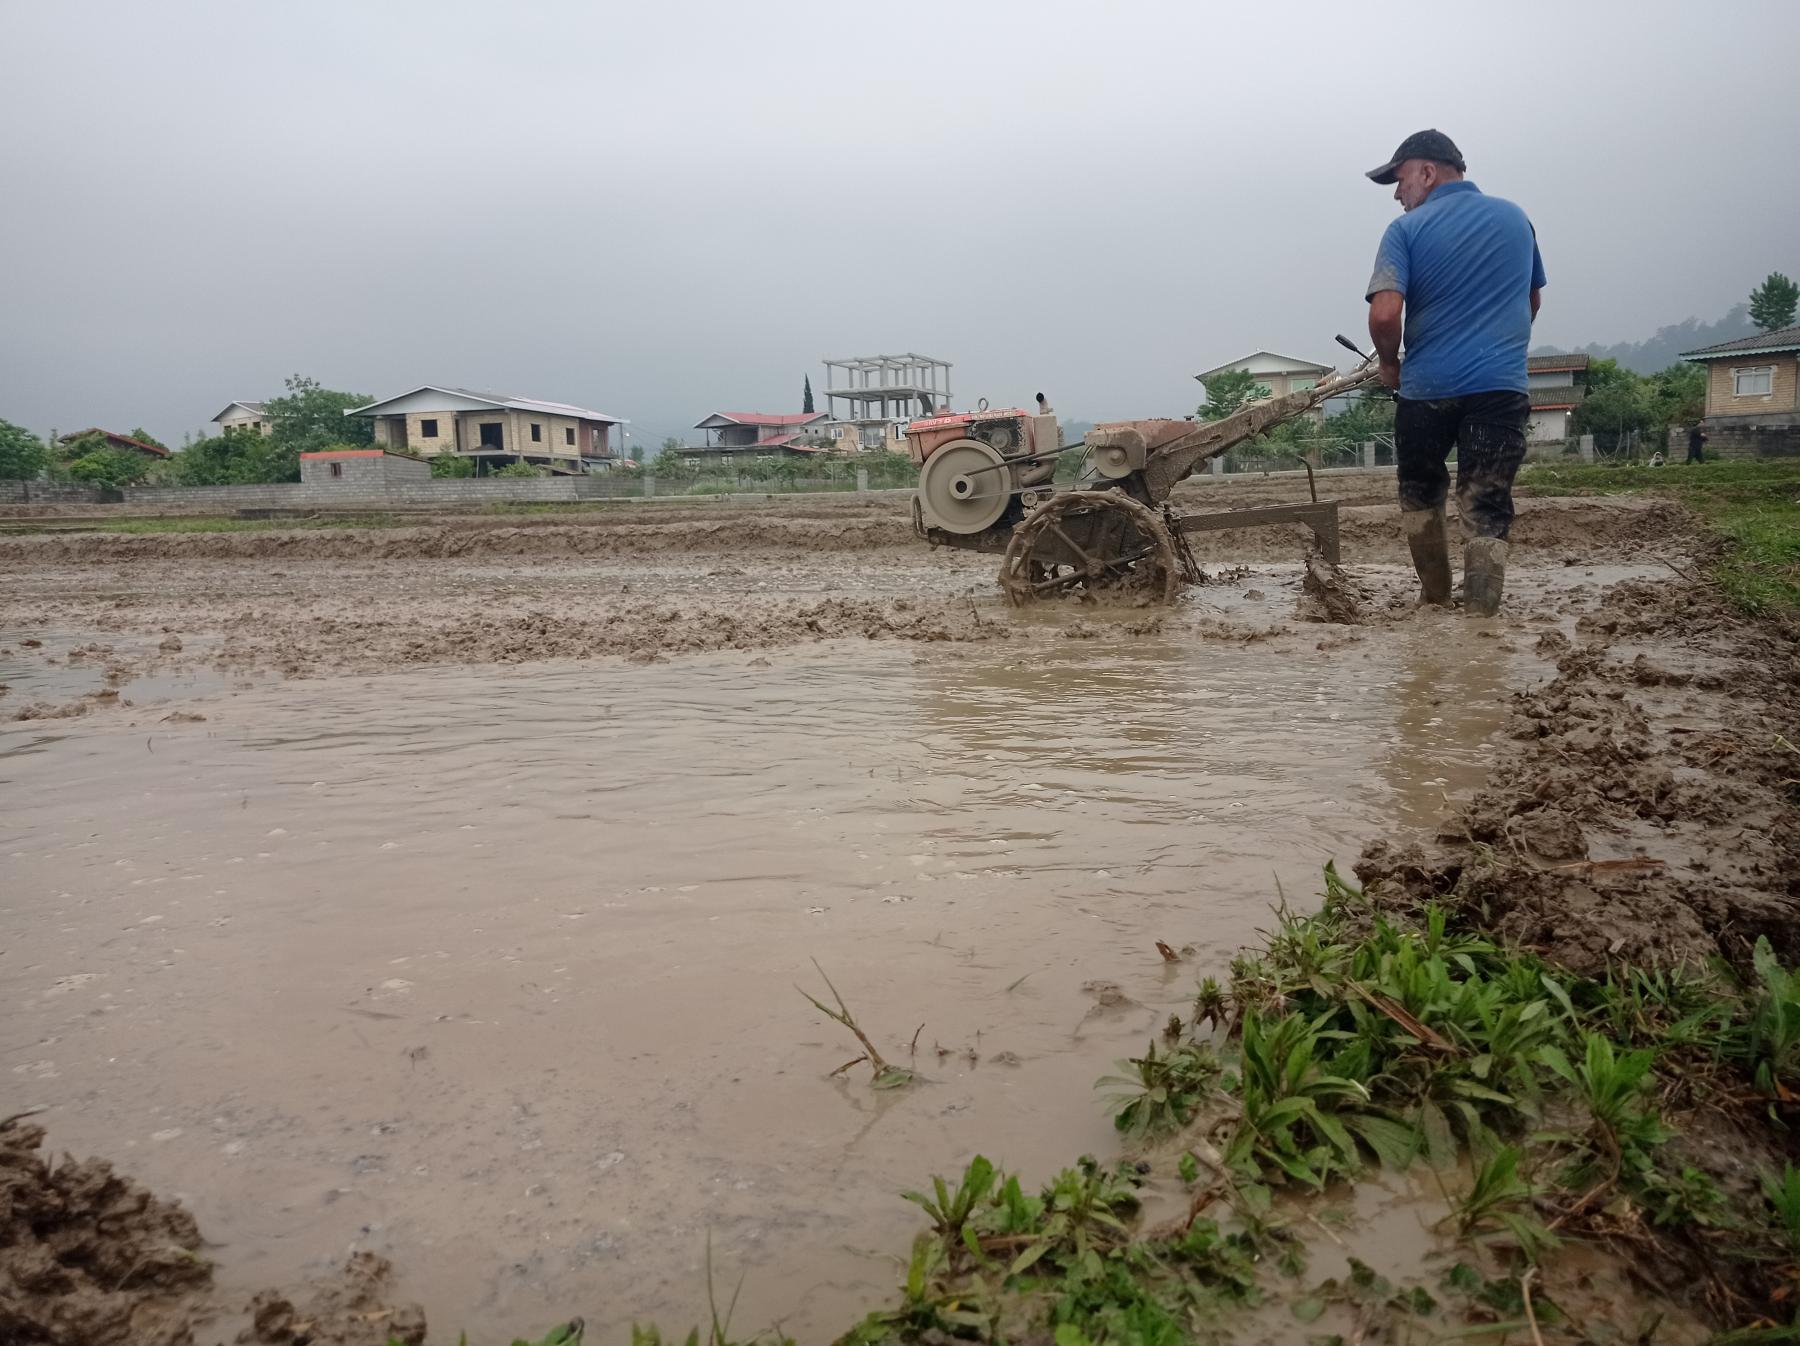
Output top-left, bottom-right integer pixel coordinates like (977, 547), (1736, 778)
(683, 410), (833, 465)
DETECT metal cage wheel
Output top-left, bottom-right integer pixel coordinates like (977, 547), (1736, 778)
(997, 490), (1180, 607)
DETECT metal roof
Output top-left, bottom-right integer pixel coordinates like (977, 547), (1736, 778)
(1193, 350), (1335, 381)
(1527, 354), (1590, 371)
(211, 400), (268, 421)
(1681, 324), (1800, 360)
(346, 385), (627, 423)
(695, 411), (826, 429)
(59, 428), (171, 458)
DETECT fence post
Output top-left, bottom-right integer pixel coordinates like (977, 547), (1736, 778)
(1361, 441), (1375, 469)
(644, 475), (656, 498)
(855, 468), (868, 493)
(1577, 435), (1594, 463)
(1209, 457), (1223, 477)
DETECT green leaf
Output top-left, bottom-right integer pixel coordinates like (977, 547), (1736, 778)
(1009, 1239), (1052, 1276)
(1054, 1325), (1090, 1346)
(1292, 1296), (1327, 1323)
(1346, 1115), (1419, 1171)
(1178, 1151), (1200, 1184)
(1418, 1102), (1458, 1169)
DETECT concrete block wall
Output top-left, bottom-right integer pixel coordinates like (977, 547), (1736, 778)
(0, 482), (105, 504)
(1701, 418), (1800, 460)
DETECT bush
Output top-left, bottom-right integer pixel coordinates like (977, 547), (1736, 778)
(430, 455), (476, 478)
(493, 461), (543, 478)
(67, 447), (153, 489)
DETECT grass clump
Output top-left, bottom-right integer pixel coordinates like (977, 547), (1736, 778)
(1519, 456), (1800, 613)
(832, 863), (1800, 1343)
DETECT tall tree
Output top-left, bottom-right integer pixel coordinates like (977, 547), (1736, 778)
(0, 418), (48, 480)
(1197, 368), (1265, 421)
(803, 375), (815, 414)
(261, 374), (374, 480)
(128, 427), (168, 449)
(1749, 272), (1799, 332)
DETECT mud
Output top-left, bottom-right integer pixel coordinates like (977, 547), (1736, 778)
(2, 488), (1769, 1342)
(0, 1115), (211, 1346)
(1357, 576), (1800, 976)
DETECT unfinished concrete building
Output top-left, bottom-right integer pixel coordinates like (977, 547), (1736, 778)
(822, 353), (953, 452)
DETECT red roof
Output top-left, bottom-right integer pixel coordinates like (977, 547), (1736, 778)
(710, 412), (823, 427)
(60, 428), (171, 458)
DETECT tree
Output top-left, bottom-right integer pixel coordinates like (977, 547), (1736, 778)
(629, 445), (645, 464)
(128, 427), (168, 450)
(262, 375), (374, 480)
(164, 426), (286, 485)
(1645, 362), (1707, 428)
(1748, 272), (1798, 332)
(803, 375), (815, 414)
(1571, 358), (1655, 453)
(59, 433), (153, 488)
(0, 418), (48, 480)
(1197, 369), (1266, 421)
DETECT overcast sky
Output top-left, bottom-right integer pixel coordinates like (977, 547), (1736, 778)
(3, 0), (1796, 448)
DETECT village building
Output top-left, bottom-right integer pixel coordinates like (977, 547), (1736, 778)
(299, 448), (430, 486)
(1195, 350), (1336, 422)
(345, 386), (625, 474)
(681, 411), (831, 467)
(212, 402), (272, 435)
(821, 353), (953, 452)
(58, 428), (171, 460)
(1682, 325), (1800, 458)
(1525, 353), (1590, 442)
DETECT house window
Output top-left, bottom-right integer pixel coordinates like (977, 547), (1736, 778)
(329, 462), (343, 478)
(421, 419), (439, 438)
(1732, 366), (1774, 397)
(530, 423), (542, 442)
(565, 427), (575, 446)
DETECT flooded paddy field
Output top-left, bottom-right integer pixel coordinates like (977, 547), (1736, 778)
(0, 491), (1715, 1341)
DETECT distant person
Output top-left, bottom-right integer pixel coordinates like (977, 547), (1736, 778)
(1686, 424), (1708, 463)
(1364, 129), (1545, 616)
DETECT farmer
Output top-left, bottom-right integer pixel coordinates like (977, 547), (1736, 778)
(1364, 130), (1546, 616)
(1686, 423), (1709, 463)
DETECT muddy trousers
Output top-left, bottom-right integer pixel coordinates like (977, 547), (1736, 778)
(1394, 391), (1530, 539)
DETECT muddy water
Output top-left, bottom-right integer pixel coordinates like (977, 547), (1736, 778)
(4, 620), (1529, 1342)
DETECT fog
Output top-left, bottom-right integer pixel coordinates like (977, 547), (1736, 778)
(3, 0), (1796, 448)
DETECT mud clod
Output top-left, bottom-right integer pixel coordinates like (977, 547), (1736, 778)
(0, 1118), (212, 1346)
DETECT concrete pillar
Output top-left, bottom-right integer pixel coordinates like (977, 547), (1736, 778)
(1578, 435), (1595, 463)
(1209, 457), (1224, 477)
(644, 475), (657, 497)
(1361, 441), (1375, 469)
(855, 468), (869, 493)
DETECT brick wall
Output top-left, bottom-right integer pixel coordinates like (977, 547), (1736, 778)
(1705, 354), (1799, 418)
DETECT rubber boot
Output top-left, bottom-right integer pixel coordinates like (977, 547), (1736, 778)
(1403, 506), (1453, 607)
(1463, 537), (1509, 617)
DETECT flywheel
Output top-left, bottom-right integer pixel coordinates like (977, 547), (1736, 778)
(997, 490), (1181, 606)
(917, 438), (1010, 534)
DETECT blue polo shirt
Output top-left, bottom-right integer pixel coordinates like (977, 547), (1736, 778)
(1365, 181), (1546, 400)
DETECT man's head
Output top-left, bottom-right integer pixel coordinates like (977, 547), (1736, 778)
(1367, 130), (1466, 212)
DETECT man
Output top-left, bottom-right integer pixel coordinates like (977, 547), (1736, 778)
(1365, 130), (1545, 616)
(1686, 423), (1708, 463)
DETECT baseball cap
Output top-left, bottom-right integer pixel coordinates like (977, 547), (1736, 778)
(1366, 130), (1466, 185)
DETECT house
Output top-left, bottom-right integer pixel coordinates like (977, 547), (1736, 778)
(345, 386), (626, 474)
(1681, 325), (1800, 457)
(212, 402), (271, 435)
(681, 411), (831, 466)
(1194, 351), (1336, 421)
(1525, 354), (1589, 442)
(299, 449), (430, 486)
(1195, 351), (1335, 399)
(58, 429), (170, 460)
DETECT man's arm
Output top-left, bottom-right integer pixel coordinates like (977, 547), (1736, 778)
(1530, 287), (1542, 323)
(1368, 290), (1404, 390)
